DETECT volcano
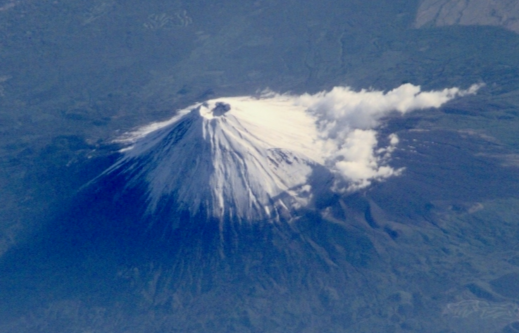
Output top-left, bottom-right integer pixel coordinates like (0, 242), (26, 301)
(1, 85), (498, 333)
(99, 98), (327, 224)
(79, 84), (483, 242)
(94, 84), (480, 228)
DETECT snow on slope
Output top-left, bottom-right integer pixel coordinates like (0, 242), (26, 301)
(103, 84), (482, 221)
(107, 98), (323, 221)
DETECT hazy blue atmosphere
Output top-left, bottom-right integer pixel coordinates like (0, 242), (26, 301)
(1, 0), (519, 332)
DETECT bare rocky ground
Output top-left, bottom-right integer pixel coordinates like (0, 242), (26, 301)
(416, 0), (519, 34)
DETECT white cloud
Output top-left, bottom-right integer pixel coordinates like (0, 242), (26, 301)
(327, 130), (404, 191)
(296, 83), (483, 134)
(279, 83), (482, 190)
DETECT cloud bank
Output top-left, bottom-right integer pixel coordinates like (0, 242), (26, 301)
(120, 83), (482, 194)
(273, 83), (482, 190)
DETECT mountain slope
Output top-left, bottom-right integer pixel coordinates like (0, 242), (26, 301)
(101, 98), (325, 223)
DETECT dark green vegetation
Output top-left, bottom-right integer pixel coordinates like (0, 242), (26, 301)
(1, 0), (519, 332)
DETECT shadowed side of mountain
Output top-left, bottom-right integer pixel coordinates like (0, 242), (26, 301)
(0, 153), (382, 329)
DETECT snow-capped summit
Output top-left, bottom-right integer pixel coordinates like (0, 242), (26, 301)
(103, 97), (327, 222)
